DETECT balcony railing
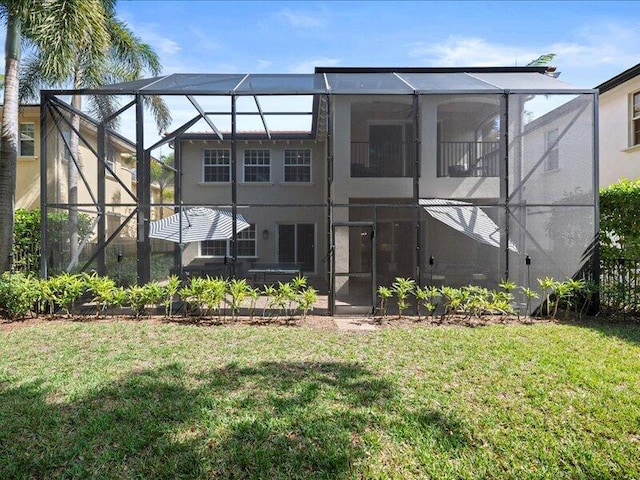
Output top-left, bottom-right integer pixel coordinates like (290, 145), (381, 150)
(437, 141), (500, 178)
(351, 142), (415, 178)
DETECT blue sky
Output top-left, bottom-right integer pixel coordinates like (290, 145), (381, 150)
(118, 0), (640, 88)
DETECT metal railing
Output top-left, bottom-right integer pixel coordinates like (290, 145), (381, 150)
(437, 141), (500, 178)
(600, 257), (640, 313)
(350, 142), (415, 178)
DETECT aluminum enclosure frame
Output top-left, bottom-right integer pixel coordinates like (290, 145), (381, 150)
(39, 68), (599, 315)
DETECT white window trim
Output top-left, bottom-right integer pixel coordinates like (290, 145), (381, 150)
(276, 222), (316, 274)
(202, 148), (231, 183)
(631, 91), (640, 147)
(198, 224), (257, 258)
(19, 122), (36, 157)
(283, 148), (312, 183)
(242, 149), (271, 183)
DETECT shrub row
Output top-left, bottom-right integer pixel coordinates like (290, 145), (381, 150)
(0, 272), (318, 321)
(377, 277), (593, 320)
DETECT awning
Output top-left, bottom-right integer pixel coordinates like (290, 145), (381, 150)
(419, 199), (518, 252)
(149, 207), (250, 244)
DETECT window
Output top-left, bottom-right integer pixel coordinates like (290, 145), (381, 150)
(105, 155), (115, 172)
(632, 92), (640, 146)
(19, 123), (35, 157)
(284, 148), (311, 182)
(200, 224), (256, 257)
(203, 149), (230, 182)
(278, 223), (315, 272)
(545, 129), (559, 171)
(243, 149), (270, 182)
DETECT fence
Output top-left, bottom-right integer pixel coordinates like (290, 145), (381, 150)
(599, 257), (640, 313)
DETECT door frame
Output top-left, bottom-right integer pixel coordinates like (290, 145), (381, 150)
(331, 221), (377, 314)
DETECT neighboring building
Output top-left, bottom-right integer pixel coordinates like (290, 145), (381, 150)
(597, 62), (640, 186)
(5, 104), (168, 270)
(42, 67), (598, 313)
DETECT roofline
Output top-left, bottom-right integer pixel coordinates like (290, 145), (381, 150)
(314, 66), (549, 74)
(596, 62), (640, 94)
(6, 102), (147, 155)
(179, 132), (316, 141)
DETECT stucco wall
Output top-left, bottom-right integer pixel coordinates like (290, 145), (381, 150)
(599, 75), (640, 186)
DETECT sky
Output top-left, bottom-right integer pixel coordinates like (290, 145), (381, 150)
(5, 0), (640, 150)
(116, 0), (640, 88)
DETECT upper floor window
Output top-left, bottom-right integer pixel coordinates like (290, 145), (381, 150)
(243, 149), (270, 182)
(545, 128), (559, 171)
(284, 148), (311, 182)
(203, 149), (230, 182)
(632, 92), (640, 147)
(19, 123), (35, 157)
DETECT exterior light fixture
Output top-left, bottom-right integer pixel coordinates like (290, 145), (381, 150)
(262, 229), (269, 240)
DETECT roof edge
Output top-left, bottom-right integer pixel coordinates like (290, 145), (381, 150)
(596, 62), (640, 94)
(314, 66), (549, 74)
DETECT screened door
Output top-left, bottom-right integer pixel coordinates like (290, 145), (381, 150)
(332, 222), (376, 314)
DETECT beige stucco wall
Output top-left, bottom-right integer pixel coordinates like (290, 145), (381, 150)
(599, 76), (640, 186)
(179, 138), (327, 279)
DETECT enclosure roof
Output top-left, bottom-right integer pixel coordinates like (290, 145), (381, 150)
(82, 68), (593, 95)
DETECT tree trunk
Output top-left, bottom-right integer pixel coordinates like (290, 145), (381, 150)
(0, 15), (21, 273)
(68, 93), (81, 268)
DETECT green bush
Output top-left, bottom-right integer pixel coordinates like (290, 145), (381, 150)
(13, 209), (92, 275)
(600, 179), (640, 260)
(0, 272), (40, 320)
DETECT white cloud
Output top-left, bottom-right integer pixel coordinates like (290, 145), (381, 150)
(120, 14), (181, 58)
(289, 57), (340, 74)
(409, 22), (640, 71)
(186, 27), (223, 53)
(408, 37), (535, 67)
(280, 7), (328, 29)
(256, 59), (272, 71)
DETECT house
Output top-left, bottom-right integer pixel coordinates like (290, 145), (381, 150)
(5, 104), (169, 271)
(597, 62), (640, 186)
(40, 67), (598, 313)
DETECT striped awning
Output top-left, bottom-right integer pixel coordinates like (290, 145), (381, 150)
(149, 207), (250, 244)
(420, 199), (518, 252)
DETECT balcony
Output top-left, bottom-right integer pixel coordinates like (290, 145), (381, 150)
(437, 141), (500, 178)
(351, 142), (415, 178)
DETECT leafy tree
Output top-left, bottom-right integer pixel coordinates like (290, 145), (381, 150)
(0, 0), (112, 273)
(19, 1), (171, 268)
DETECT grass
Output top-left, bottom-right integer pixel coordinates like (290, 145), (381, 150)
(0, 320), (639, 479)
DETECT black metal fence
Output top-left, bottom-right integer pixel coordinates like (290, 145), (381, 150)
(600, 257), (640, 313)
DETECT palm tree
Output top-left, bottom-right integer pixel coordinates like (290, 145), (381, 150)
(151, 153), (175, 219)
(0, 0), (112, 273)
(19, 3), (171, 267)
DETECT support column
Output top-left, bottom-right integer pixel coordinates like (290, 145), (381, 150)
(40, 95), (49, 278)
(174, 136), (182, 274)
(500, 93), (510, 281)
(592, 93), (600, 314)
(413, 94), (421, 285)
(136, 94), (151, 284)
(97, 123), (106, 275)
(231, 95), (238, 277)
(326, 94), (334, 314)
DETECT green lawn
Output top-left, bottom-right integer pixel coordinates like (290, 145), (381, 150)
(0, 320), (639, 479)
